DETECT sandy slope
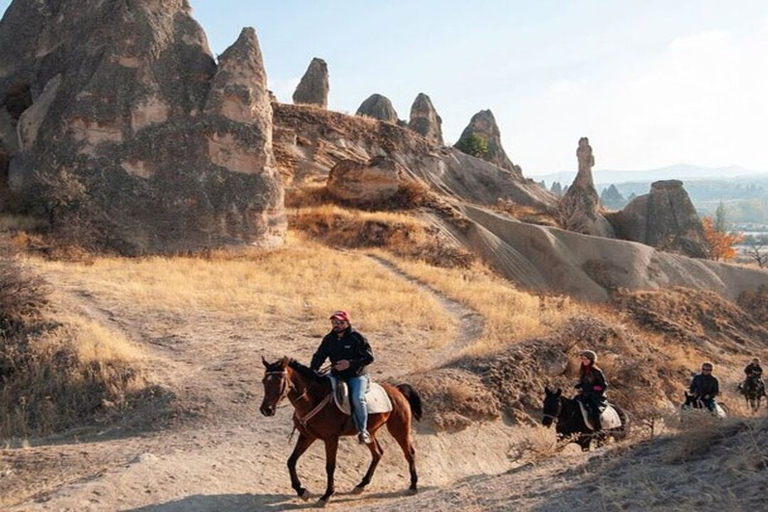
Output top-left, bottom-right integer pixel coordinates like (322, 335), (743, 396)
(1, 254), (514, 511)
(3, 254), (765, 512)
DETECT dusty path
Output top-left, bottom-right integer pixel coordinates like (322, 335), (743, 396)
(0, 254), (509, 512)
(366, 254), (485, 363)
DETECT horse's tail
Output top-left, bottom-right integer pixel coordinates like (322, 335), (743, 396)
(612, 405), (630, 440)
(396, 383), (423, 422)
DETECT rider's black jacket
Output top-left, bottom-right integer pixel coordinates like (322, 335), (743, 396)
(575, 366), (607, 398)
(310, 326), (374, 380)
(744, 363), (763, 378)
(689, 373), (720, 397)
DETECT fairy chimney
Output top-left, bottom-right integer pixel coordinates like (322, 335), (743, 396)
(0, 0), (285, 254)
(408, 93), (443, 146)
(292, 57), (329, 108)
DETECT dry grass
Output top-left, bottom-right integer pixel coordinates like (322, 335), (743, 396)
(373, 253), (581, 355)
(25, 234), (452, 339)
(290, 205), (474, 269)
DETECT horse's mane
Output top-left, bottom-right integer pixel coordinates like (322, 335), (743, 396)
(288, 359), (320, 382)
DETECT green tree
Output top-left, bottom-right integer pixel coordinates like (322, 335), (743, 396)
(714, 201), (729, 233)
(455, 134), (489, 158)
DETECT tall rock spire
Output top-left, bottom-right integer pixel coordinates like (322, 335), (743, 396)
(454, 110), (522, 179)
(292, 57), (329, 108)
(408, 93), (443, 146)
(0, 0), (285, 253)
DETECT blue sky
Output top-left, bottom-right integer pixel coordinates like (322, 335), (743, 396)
(2, 1), (768, 176)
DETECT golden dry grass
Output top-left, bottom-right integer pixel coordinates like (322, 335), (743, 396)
(26, 233), (452, 340)
(371, 251), (581, 355)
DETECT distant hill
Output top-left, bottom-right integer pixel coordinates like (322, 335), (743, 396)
(532, 164), (768, 187)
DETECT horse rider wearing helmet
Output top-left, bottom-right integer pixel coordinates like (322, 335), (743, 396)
(310, 310), (375, 445)
(689, 362), (720, 412)
(574, 350), (607, 430)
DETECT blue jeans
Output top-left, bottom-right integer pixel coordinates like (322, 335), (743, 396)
(700, 397), (716, 412)
(347, 375), (369, 434)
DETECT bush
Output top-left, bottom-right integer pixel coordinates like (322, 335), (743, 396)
(455, 134), (489, 158)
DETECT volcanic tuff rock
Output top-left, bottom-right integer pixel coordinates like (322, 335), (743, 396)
(292, 57), (329, 108)
(454, 109), (522, 179)
(326, 156), (405, 204)
(609, 180), (709, 258)
(273, 103), (556, 210)
(0, 0), (285, 254)
(560, 137), (615, 238)
(408, 93), (443, 146)
(355, 93), (399, 124)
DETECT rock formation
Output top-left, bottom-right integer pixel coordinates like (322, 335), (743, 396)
(0, 0), (285, 253)
(408, 93), (443, 146)
(292, 57), (329, 108)
(609, 180), (709, 258)
(273, 103), (556, 211)
(454, 110), (522, 179)
(356, 94), (399, 124)
(559, 138), (614, 238)
(327, 156), (405, 204)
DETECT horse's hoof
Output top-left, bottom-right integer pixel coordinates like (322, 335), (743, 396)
(298, 488), (310, 501)
(315, 498), (329, 508)
(351, 485), (366, 495)
(406, 487), (418, 495)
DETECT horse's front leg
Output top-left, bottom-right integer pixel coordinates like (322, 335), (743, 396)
(318, 437), (339, 506)
(287, 433), (315, 500)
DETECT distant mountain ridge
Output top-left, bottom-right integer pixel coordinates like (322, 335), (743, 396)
(532, 164), (768, 187)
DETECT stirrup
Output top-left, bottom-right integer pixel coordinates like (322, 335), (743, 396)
(358, 431), (372, 445)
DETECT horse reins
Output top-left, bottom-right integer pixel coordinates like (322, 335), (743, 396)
(265, 369), (331, 427)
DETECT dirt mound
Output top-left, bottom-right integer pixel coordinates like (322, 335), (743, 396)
(614, 286), (768, 355)
(738, 285), (768, 327)
(410, 313), (690, 431)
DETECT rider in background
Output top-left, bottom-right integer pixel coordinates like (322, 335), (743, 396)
(742, 357), (764, 391)
(310, 310), (375, 445)
(689, 362), (719, 412)
(574, 350), (607, 430)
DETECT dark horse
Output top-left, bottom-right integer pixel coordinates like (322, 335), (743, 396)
(259, 357), (422, 506)
(739, 376), (766, 413)
(541, 387), (629, 451)
(681, 392), (728, 417)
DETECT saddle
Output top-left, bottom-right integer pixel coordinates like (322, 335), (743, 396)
(327, 375), (392, 416)
(577, 402), (622, 431)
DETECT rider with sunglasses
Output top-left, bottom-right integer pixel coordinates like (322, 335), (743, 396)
(689, 362), (720, 412)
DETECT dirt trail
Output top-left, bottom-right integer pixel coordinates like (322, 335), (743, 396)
(366, 254), (485, 364)
(1, 255), (538, 512)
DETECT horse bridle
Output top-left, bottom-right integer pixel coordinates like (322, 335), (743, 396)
(264, 369), (315, 407)
(542, 413), (559, 423)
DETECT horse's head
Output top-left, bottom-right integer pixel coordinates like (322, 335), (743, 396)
(542, 386), (563, 427)
(260, 356), (291, 417)
(682, 391), (699, 409)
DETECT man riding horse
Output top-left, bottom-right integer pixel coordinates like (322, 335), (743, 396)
(689, 362), (720, 412)
(310, 310), (375, 445)
(740, 357), (765, 395)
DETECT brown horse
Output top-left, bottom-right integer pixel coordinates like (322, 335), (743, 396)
(259, 356), (422, 506)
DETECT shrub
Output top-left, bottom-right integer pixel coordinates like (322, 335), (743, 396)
(455, 134), (489, 158)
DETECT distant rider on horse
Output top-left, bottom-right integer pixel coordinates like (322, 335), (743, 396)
(689, 362), (719, 412)
(575, 350), (607, 430)
(740, 357), (764, 394)
(310, 310), (375, 445)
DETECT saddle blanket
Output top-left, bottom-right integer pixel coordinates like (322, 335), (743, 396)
(328, 376), (392, 416)
(578, 402), (622, 431)
(713, 403), (727, 418)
